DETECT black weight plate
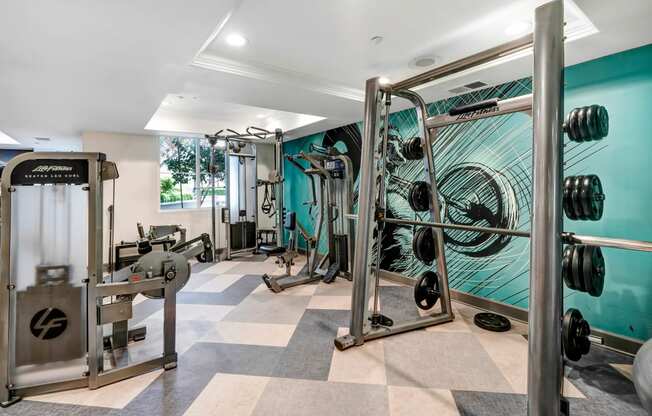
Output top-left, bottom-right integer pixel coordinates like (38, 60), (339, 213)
(590, 175), (604, 220)
(416, 227), (437, 264)
(473, 312), (511, 332)
(577, 107), (589, 141)
(563, 308), (586, 362)
(409, 181), (430, 212)
(563, 176), (577, 220)
(585, 105), (597, 140)
(562, 245), (576, 290)
(595, 105), (609, 139)
(583, 245), (605, 297)
(571, 176), (586, 220)
(579, 175), (594, 221)
(414, 271), (440, 310)
(411, 228), (422, 259)
(568, 108), (582, 142)
(571, 244), (586, 292)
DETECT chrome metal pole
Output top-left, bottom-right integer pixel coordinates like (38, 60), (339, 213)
(349, 77), (383, 344)
(566, 234), (652, 253)
(528, 1), (564, 415)
(382, 217), (530, 238)
(275, 129), (284, 247)
(391, 34), (533, 91)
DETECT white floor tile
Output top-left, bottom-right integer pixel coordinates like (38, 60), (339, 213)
(388, 386), (460, 416)
(201, 321), (296, 347)
(184, 373), (270, 416)
(328, 328), (387, 385)
(29, 369), (162, 409)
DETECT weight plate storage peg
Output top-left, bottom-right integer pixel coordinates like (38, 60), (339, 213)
(564, 105), (609, 142)
(408, 181), (431, 212)
(562, 308), (591, 362)
(412, 227), (438, 265)
(400, 136), (424, 160)
(414, 271), (440, 310)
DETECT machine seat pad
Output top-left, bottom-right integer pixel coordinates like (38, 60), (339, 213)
(259, 245), (286, 255)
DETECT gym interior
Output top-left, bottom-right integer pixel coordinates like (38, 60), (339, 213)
(0, 1), (651, 415)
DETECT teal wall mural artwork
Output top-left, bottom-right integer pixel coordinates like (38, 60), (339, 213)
(283, 44), (652, 342)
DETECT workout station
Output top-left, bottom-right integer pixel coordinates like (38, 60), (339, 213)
(1, 1), (651, 415)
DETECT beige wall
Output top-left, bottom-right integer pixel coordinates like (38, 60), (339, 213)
(82, 131), (277, 260)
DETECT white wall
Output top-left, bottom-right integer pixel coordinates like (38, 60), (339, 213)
(82, 131), (277, 260)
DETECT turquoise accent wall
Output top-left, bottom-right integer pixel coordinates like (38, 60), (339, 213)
(284, 44), (652, 341)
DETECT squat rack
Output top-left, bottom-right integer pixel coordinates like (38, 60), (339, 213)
(204, 127), (284, 260)
(339, 2), (652, 415)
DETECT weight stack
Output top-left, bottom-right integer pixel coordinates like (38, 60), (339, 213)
(334, 234), (349, 273)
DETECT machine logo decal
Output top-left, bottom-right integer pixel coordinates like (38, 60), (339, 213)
(30, 308), (68, 340)
(32, 165), (74, 173)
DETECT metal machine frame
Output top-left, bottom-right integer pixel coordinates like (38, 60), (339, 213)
(204, 128), (284, 261)
(262, 149), (354, 293)
(0, 153), (180, 406)
(337, 2), (652, 415)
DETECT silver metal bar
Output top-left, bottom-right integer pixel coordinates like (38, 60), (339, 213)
(382, 217), (531, 238)
(224, 146), (231, 260)
(163, 276), (177, 369)
(425, 94), (532, 130)
(390, 34), (533, 91)
(348, 77), (383, 344)
(393, 90), (452, 316)
(94, 358), (166, 388)
(566, 234), (652, 253)
(275, 129), (284, 247)
(363, 313), (453, 342)
(528, 2), (564, 415)
(96, 278), (166, 298)
(88, 157), (104, 389)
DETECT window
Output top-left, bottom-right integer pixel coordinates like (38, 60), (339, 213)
(159, 136), (226, 210)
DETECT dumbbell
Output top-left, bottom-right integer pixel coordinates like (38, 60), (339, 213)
(563, 105), (609, 142)
(562, 174), (605, 221)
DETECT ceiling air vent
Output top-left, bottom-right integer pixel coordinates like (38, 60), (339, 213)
(448, 81), (488, 94)
(34, 137), (51, 142)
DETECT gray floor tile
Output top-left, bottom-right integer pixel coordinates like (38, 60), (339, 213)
(222, 292), (312, 324)
(452, 390), (648, 416)
(272, 309), (349, 381)
(191, 261), (215, 274)
(378, 286), (422, 323)
(123, 342), (284, 416)
(383, 331), (512, 392)
(252, 377), (389, 416)
(131, 297), (163, 324)
(5, 401), (118, 416)
(177, 275), (263, 306)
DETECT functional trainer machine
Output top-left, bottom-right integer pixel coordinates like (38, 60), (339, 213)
(0, 152), (210, 406)
(261, 147), (354, 292)
(335, 2), (652, 415)
(204, 128), (284, 260)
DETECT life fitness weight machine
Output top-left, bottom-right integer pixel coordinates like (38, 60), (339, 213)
(204, 128), (284, 260)
(337, 2), (652, 415)
(0, 153), (210, 407)
(261, 146), (355, 293)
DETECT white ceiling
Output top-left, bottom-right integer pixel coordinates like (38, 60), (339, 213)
(0, 0), (650, 149)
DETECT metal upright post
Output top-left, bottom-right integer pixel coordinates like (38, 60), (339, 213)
(349, 77), (383, 343)
(275, 129), (284, 247)
(528, 1), (564, 415)
(209, 139), (217, 261)
(225, 144), (231, 260)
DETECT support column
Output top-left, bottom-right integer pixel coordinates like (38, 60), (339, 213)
(528, 1), (564, 415)
(349, 77), (382, 343)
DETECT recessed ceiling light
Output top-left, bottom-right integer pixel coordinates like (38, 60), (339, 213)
(370, 36), (384, 46)
(256, 114), (266, 119)
(505, 21), (531, 36)
(409, 55), (439, 69)
(226, 33), (247, 47)
(378, 77), (390, 85)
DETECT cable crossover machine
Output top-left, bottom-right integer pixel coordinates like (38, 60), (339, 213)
(335, 2), (652, 415)
(204, 127), (285, 260)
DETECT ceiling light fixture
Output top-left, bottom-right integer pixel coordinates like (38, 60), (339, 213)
(370, 36), (384, 46)
(504, 21), (532, 36)
(226, 33), (247, 47)
(256, 114), (266, 119)
(378, 77), (390, 85)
